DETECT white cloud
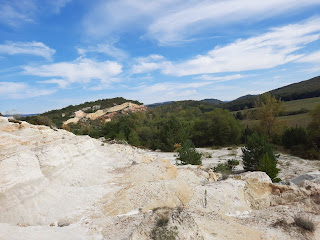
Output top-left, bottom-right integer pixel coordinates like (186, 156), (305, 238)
(135, 81), (211, 93)
(77, 42), (128, 60)
(148, 0), (320, 44)
(159, 18), (320, 76)
(0, 0), (71, 27)
(38, 79), (68, 88)
(0, 81), (56, 99)
(131, 54), (169, 74)
(83, 0), (320, 44)
(0, 41), (55, 60)
(196, 74), (249, 82)
(296, 50), (320, 63)
(23, 57), (123, 89)
(125, 81), (211, 104)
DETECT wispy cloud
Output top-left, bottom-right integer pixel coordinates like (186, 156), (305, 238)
(23, 57), (122, 89)
(296, 50), (320, 63)
(195, 74), (250, 82)
(131, 54), (168, 74)
(125, 81), (211, 104)
(77, 42), (128, 60)
(38, 79), (68, 88)
(0, 41), (55, 60)
(83, 0), (320, 44)
(0, 81), (56, 99)
(0, 0), (71, 27)
(133, 18), (320, 76)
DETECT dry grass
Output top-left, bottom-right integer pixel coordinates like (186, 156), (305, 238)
(294, 216), (316, 232)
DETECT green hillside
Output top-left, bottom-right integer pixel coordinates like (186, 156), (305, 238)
(25, 97), (142, 127)
(237, 96), (320, 128)
(222, 76), (320, 111)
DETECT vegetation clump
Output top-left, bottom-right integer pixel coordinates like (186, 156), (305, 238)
(151, 208), (178, 240)
(175, 139), (202, 165)
(294, 216), (316, 232)
(242, 133), (280, 182)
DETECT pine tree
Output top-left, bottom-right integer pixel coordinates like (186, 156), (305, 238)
(258, 153), (279, 181)
(242, 133), (280, 182)
(128, 130), (141, 146)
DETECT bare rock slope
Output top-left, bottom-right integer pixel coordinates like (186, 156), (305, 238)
(0, 116), (319, 240)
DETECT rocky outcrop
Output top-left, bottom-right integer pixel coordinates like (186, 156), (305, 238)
(0, 116), (319, 240)
(63, 102), (147, 125)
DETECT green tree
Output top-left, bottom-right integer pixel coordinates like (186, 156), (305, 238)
(308, 104), (320, 149)
(192, 108), (242, 147)
(128, 130), (141, 146)
(258, 153), (279, 182)
(282, 127), (307, 149)
(242, 133), (279, 181)
(157, 116), (189, 152)
(255, 93), (285, 139)
(116, 130), (127, 141)
(176, 139), (202, 165)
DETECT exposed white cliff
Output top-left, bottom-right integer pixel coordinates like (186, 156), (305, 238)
(62, 102), (147, 125)
(0, 116), (319, 240)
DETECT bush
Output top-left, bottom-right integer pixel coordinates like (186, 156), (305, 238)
(227, 159), (239, 170)
(258, 153), (279, 181)
(27, 115), (54, 127)
(294, 216), (315, 232)
(282, 127), (308, 149)
(176, 139), (202, 165)
(242, 133), (279, 182)
(213, 163), (232, 175)
(192, 108), (243, 147)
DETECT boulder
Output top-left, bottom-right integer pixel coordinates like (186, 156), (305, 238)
(289, 172), (320, 185)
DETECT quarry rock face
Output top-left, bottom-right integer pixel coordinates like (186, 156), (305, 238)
(0, 116), (319, 240)
(63, 102), (148, 125)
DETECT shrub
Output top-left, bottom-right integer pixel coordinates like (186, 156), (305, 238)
(227, 159), (240, 170)
(294, 216), (315, 232)
(258, 153), (279, 181)
(282, 127), (308, 149)
(213, 163), (232, 175)
(242, 133), (279, 182)
(128, 130), (141, 146)
(176, 139), (202, 165)
(192, 108), (243, 147)
(27, 116), (54, 127)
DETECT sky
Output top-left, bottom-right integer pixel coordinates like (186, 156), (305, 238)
(1, 0), (320, 114)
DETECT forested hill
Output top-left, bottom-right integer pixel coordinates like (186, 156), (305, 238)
(221, 75), (320, 111)
(148, 98), (223, 108)
(37, 97), (142, 127)
(269, 75), (320, 101)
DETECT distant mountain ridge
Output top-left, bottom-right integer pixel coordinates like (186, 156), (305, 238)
(21, 75), (320, 124)
(147, 98), (223, 108)
(221, 75), (320, 111)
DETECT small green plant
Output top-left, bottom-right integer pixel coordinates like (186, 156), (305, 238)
(204, 189), (207, 208)
(294, 216), (316, 232)
(151, 211), (177, 240)
(176, 139), (202, 165)
(227, 159), (239, 170)
(156, 215), (169, 228)
(213, 163), (232, 175)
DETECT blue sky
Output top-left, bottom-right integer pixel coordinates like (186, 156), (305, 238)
(1, 0), (320, 114)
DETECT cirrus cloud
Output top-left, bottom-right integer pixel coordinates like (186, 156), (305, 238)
(0, 41), (55, 60)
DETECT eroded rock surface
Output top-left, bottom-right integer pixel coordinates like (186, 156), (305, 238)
(0, 116), (319, 240)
